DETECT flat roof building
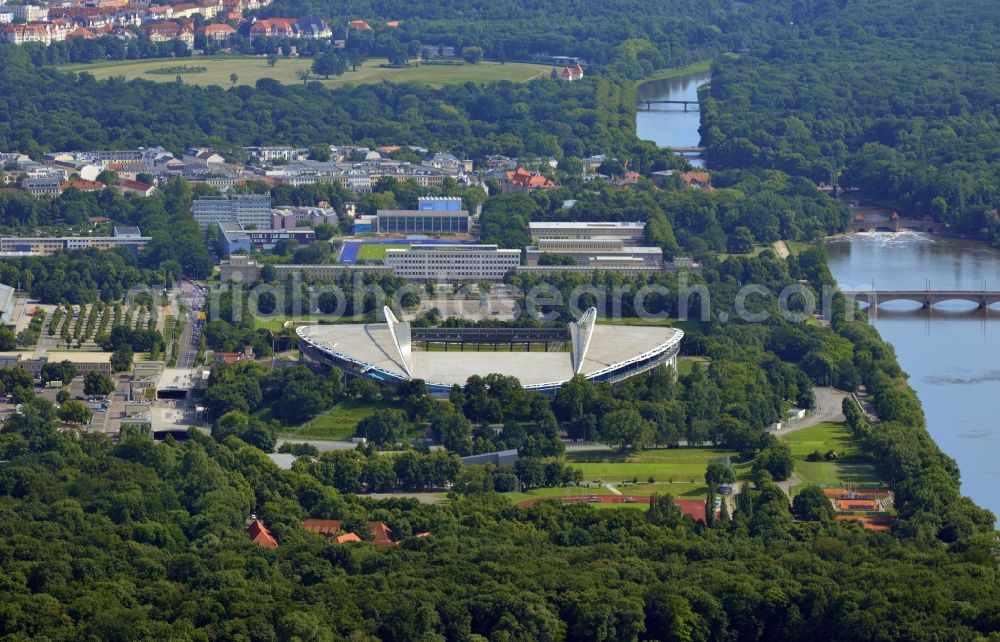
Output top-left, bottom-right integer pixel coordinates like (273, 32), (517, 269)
(0, 234), (150, 256)
(525, 238), (663, 267)
(192, 195), (272, 230)
(528, 221), (646, 243)
(385, 244), (520, 281)
(377, 209), (470, 234)
(417, 196), (463, 211)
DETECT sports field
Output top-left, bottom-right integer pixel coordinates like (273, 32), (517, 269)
(58, 56), (551, 88)
(356, 243), (409, 262)
(781, 422), (883, 487)
(565, 447), (751, 498)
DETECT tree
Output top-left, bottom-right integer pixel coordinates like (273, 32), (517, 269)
(40, 361), (76, 385)
(267, 53), (278, 67)
(111, 345), (133, 373)
(295, 69), (310, 85)
(461, 46), (483, 64)
(431, 411), (472, 455)
(647, 493), (682, 527)
(230, 73), (239, 86)
(55, 389), (70, 404)
(0, 326), (16, 351)
(753, 442), (794, 481)
(312, 52), (346, 79)
(792, 486), (835, 522)
(83, 371), (115, 397)
(57, 400), (93, 425)
(705, 462), (735, 489)
(356, 409), (407, 446)
(600, 407), (653, 451)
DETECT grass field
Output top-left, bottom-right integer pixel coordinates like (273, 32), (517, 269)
(638, 59), (713, 85)
(253, 314), (366, 331)
(279, 399), (407, 440)
(59, 56), (551, 88)
(357, 243), (409, 262)
(677, 356), (710, 376)
(565, 447), (751, 498)
(782, 422), (883, 487)
(502, 485), (615, 504)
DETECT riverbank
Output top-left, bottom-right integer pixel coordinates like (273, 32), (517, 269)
(636, 59), (713, 89)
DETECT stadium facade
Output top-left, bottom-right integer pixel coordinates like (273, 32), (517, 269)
(297, 307), (683, 394)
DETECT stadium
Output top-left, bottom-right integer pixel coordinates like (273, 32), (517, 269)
(297, 307), (683, 395)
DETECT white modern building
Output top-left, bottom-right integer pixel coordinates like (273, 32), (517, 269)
(191, 195), (272, 230)
(528, 221), (646, 244)
(385, 244), (520, 281)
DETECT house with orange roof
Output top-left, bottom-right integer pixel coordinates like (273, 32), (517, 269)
(67, 26), (96, 39)
(560, 63), (584, 81)
(249, 17), (296, 37)
(60, 179), (105, 192)
(500, 167), (558, 194)
(385, 20), (399, 28)
(680, 171), (711, 190)
(336, 532), (362, 543)
(246, 518), (278, 549)
(145, 20), (194, 46)
(302, 518), (343, 538)
(348, 19), (371, 30)
(119, 180), (156, 197)
(368, 521), (397, 547)
(198, 22), (235, 42)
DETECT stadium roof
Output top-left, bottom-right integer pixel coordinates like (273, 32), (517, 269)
(297, 307), (682, 391)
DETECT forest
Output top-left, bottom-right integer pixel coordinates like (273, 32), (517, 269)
(701, 0), (1000, 245)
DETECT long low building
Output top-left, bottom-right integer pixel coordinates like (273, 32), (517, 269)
(0, 351), (112, 376)
(298, 307), (682, 394)
(0, 234), (150, 256)
(385, 244), (521, 281)
(528, 221), (646, 243)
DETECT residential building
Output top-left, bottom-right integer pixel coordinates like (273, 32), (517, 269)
(0, 351), (113, 376)
(246, 518), (278, 549)
(348, 19), (370, 30)
(296, 16), (330, 38)
(1, 22), (68, 45)
(9, 4), (49, 22)
(197, 22), (235, 41)
(191, 194), (272, 229)
(271, 206), (337, 229)
(0, 13), (12, 25)
(245, 146), (309, 162)
(680, 171), (711, 190)
(385, 244), (521, 281)
(22, 177), (62, 198)
(119, 179), (156, 197)
(376, 209), (470, 235)
(560, 63), (584, 81)
(249, 17), (296, 37)
(500, 168), (558, 193)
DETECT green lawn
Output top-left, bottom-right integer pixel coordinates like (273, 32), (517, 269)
(781, 422), (884, 487)
(565, 447), (751, 498)
(677, 356), (710, 376)
(59, 56), (550, 89)
(638, 59), (713, 84)
(357, 243), (409, 262)
(253, 314), (367, 331)
(279, 399), (407, 440)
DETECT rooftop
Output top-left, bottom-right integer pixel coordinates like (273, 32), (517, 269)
(298, 307), (682, 390)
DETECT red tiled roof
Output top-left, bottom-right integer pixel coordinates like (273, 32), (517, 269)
(680, 171), (711, 185)
(368, 521), (396, 546)
(302, 518), (343, 536)
(246, 519), (278, 548)
(67, 27), (96, 39)
(505, 167), (557, 188)
(120, 179), (154, 193)
(348, 19), (370, 30)
(198, 22), (234, 35)
(335, 532), (362, 543)
(61, 180), (105, 191)
(385, 20), (399, 27)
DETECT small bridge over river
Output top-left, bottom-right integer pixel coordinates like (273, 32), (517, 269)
(638, 99), (700, 111)
(842, 290), (1000, 309)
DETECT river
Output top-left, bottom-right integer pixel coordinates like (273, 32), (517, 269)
(638, 70), (1000, 520)
(636, 70), (711, 167)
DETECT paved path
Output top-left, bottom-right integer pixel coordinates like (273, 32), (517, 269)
(604, 483), (623, 496)
(276, 437), (358, 452)
(775, 387), (847, 437)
